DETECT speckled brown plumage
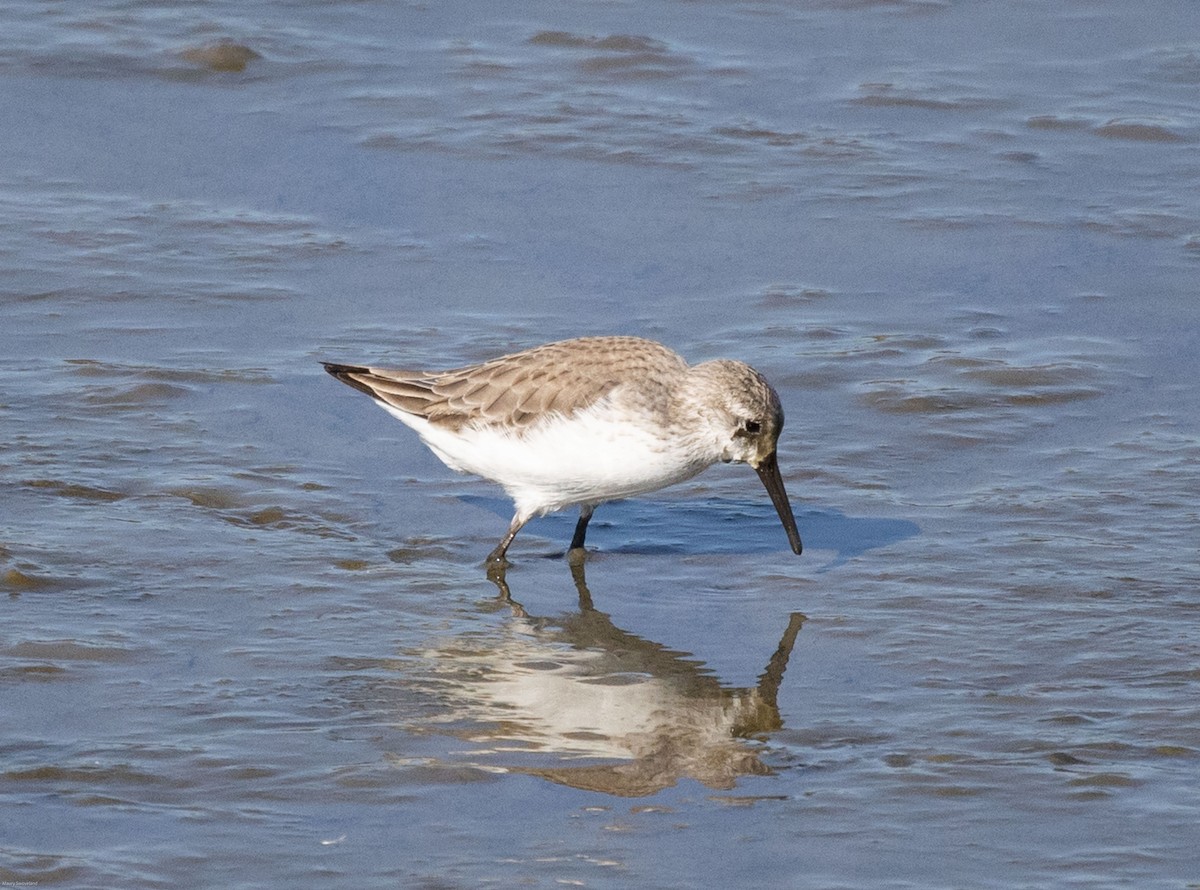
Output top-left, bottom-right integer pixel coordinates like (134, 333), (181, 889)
(323, 336), (687, 432)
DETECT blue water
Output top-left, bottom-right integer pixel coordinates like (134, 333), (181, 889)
(2, 1), (1199, 887)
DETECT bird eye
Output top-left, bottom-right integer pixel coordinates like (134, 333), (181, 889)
(737, 418), (762, 436)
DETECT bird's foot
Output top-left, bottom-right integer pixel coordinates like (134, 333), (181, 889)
(485, 552), (511, 582)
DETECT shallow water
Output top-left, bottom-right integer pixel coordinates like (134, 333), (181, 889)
(3, 1), (1199, 887)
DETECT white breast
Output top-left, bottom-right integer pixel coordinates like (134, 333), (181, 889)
(379, 400), (716, 517)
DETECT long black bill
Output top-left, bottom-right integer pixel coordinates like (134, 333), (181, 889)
(754, 451), (803, 555)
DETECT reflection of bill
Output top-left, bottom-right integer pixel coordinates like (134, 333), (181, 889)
(422, 560), (804, 797)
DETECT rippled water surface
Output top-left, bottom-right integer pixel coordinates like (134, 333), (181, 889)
(3, 1), (1199, 887)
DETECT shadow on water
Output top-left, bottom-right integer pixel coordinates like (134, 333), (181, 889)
(459, 494), (919, 567)
(407, 560), (805, 797)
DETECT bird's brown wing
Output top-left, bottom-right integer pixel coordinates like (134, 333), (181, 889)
(322, 336), (686, 431)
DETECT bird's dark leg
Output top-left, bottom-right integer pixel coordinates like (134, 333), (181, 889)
(569, 504), (595, 553)
(487, 512), (530, 568)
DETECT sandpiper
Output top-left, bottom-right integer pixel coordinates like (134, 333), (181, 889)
(322, 335), (803, 564)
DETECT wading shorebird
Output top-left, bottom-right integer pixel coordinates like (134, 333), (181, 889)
(322, 335), (803, 565)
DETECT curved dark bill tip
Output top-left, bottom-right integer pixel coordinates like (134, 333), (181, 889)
(754, 451), (803, 555)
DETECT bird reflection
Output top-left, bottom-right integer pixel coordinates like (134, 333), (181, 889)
(426, 559), (804, 797)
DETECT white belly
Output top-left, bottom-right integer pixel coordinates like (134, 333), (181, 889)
(380, 402), (714, 517)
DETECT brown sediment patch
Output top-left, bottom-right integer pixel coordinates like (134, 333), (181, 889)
(1027, 114), (1091, 131)
(180, 41), (261, 73)
(1093, 119), (1185, 143)
(23, 479), (127, 502)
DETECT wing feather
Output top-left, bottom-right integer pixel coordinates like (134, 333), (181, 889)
(322, 336), (687, 432)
